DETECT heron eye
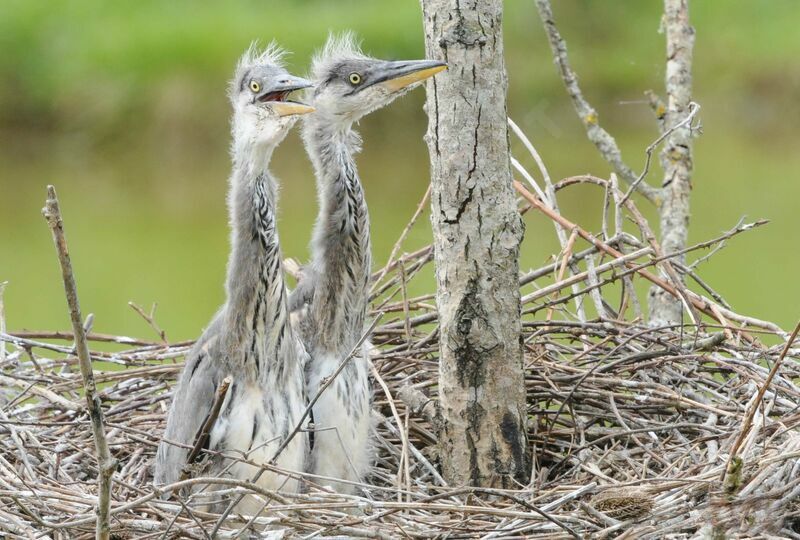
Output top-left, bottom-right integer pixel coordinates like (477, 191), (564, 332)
(249, 80), (261, 93)
(348, 72), (362, 85)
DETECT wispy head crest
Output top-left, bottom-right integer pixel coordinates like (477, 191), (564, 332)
(310, 31), (371, 81)
(230, 41), (287, 96)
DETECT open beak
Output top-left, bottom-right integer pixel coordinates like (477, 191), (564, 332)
(372, 60), (447, 93)
(258, 75), (316, 117)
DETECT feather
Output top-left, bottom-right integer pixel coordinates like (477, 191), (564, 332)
(310, 31), (371, 81)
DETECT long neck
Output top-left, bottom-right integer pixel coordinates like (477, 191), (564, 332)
(302, 117), (371, 354)
(224, 143), (295, 381)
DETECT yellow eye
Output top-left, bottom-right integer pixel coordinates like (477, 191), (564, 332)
(249, 80), (261, 93)
(348, 72), (362, 85)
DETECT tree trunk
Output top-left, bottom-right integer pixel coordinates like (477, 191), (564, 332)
(420, 0), (528, 487)
(649, 0), (696, 325)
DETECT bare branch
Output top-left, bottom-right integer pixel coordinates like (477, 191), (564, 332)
(42, 185), (117, 540)
(510, 119), (589, 321)
(534, 0), (661, 204)
(180, 376), (232, 480)
(0, 373), (83, 411)
(722, 321), (800, 484)
(0, 281), (7, 364)
(514, 180), (786, 336)
(129, 301), (169, 344)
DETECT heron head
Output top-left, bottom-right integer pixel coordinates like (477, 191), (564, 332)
(308, 33), (446, 124)
(229, 43), (315, 146)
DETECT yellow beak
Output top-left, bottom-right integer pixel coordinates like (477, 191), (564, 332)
(272, 102), (316, 117)
(378, 63), (447, 93)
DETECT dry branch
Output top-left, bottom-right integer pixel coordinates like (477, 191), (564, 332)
(41, 185), (118, 540)
(513, 179), (785, 339)
(723, 320), (800, 484)
(535, 0), (703, 327)
(534, 0), (660, 205)
(181, 375), (232, 480)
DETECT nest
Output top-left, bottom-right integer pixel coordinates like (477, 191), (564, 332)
(2, 177), (799, 539)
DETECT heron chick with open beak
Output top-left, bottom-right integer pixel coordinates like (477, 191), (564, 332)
(155, 43), (314, 513)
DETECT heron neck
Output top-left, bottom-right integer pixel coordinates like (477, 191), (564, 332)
(224, 148), (295, 379)
(303, 116), (361, 169)
(302, 117), (371, 353)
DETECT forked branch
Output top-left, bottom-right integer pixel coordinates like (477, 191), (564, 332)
(534, 0), (660, 205)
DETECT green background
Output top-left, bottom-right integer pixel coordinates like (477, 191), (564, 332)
(1, 0), (798, 341)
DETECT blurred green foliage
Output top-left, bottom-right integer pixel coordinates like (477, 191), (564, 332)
(1, 0), (798, 340)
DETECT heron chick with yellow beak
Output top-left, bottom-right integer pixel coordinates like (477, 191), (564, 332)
(290, 33), (446, 493)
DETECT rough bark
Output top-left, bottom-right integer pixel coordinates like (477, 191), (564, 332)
(420, 0), (528, 487)
(649, 0), (696, 325)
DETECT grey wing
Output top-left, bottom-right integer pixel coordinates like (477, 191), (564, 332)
(154, 314), (224, 486)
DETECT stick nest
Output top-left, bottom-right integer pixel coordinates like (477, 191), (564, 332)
(1, 179), (799, 539)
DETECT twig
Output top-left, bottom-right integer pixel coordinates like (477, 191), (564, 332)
(8, 330), (172, 347)
(482, 483), (598, 539)
(610, 173), (643, 319)
(584, 254), (610, 319)
(465, 488), (583, 539)
(721, 320), (800, 483)
(0, 281), (8, 364)
(180, 376), (232, 480)
(546, 228), (578, 322)
(619, 102), (700, 205)
(514, 182), (700, 315)
(372, 185), (431, 291)
(370, 361), (411, 501)
(42, 185), (118, 540)
(510, 136), (588, 321)
(398, 261), (412, 349)
(129, 302), (168, 344)
(511, 156), (547, 201)
(524, 177), (783, 336)
(689, 216), (747, 270)
(0, 374), (83, 412)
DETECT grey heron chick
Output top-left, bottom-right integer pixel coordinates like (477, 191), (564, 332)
(290, 33), (445, 493)
(155, 44), (314, 512)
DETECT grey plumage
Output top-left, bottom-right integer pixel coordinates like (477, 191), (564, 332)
(155, 44), (315, 512)
(290, 33), (446, 493)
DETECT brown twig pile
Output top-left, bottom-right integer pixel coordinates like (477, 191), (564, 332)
(1, 172), (799, 539)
